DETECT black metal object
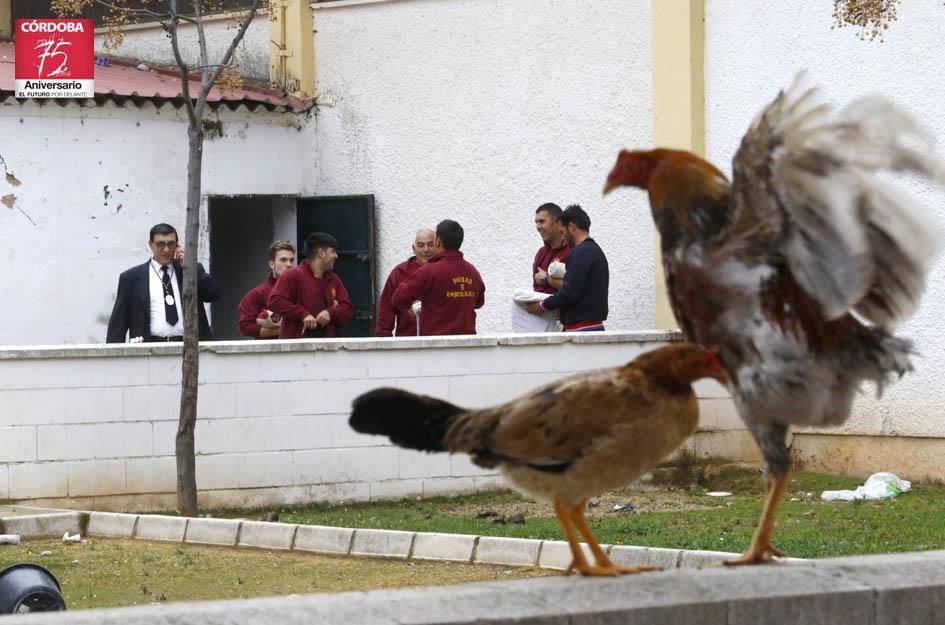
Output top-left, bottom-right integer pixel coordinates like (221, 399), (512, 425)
(0, 564), (67, 614)
(297, 195), (377, 338)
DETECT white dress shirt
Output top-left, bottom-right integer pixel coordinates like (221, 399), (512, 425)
(149, 259), (185, 337)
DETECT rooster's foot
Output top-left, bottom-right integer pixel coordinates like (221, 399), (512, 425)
(565, 561), (660, 576)
(723, 544), (785, 566)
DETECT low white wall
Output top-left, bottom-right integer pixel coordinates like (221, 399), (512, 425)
(0, 332), (735, 511)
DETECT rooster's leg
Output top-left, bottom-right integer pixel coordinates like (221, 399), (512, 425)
(724, 471), (790, 566)
(568, 501), (659, 575)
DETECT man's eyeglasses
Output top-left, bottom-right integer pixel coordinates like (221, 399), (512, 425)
(152, 241), (179, 250)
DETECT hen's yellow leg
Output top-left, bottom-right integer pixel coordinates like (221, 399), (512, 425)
(569, 501), (659, 575)
(553, 498), (591, 575)
(725, 471), (789, 566)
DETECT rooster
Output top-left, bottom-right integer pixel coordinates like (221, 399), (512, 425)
(603, 75), (943, 565)
(350, 343), (726, 576)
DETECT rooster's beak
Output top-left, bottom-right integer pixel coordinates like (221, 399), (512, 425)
(602, 180), (617, 196)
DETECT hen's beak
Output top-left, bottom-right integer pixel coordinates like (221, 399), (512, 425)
(602, 180), (617, 196)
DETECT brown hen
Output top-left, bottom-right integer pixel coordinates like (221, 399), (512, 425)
(349, 343), (725, 576)
(604, 74), (943, 564)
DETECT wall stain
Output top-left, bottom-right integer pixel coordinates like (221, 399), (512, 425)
(1, 193), (36, 226)
(0, 154), (21, 186)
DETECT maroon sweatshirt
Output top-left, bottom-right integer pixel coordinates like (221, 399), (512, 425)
(532, 241), (570, 294)
(375, 256), (423, 337)
(238, 275), (278, 339)
(267, 264), (354, 339)
(391, 250), (484, 336)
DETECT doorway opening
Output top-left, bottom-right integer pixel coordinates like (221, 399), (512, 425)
(209, 196), (296, 340)
(208, 194), (376, 340)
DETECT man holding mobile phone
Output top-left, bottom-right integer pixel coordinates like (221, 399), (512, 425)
(106, 223), (223, 343)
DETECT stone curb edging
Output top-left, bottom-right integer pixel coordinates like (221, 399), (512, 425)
(4, 551), (943, 625)
(0, 509), (754, 570)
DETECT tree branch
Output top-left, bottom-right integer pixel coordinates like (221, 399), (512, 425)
(193, 0), (210, 120)
(90, 0), (170, 20)
(167, 1), (198, 127)
(205, 1), (261, 92)
(194, 0), (261, 119)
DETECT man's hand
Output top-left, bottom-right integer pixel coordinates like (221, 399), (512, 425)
(315, 310), (332, 326)
(257, 310), (281, 329)
(302, 314), (319, 330)
(534, 269), (548, 286)
(174, 246), (185, 263)
(526, 302), (544, 315)
(258, 327), (281, 339)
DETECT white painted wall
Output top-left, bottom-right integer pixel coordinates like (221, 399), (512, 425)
(704, 0), (945, 439)
(94, 13), (271, 82)
(0, 101), (313, 345)
(311, 0), (656, 334)
(0, 333), (737, 511)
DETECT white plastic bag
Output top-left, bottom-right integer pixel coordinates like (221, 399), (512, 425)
(821, 472), (911, 502)
(510, 289), (558, 333)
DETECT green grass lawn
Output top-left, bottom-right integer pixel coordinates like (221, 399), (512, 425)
(272, 469), (945, 559)
(2, 468), (938, 611)
(0, 539), (549, 611)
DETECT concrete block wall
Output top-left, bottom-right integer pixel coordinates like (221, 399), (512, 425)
(0, 331), (739, 510)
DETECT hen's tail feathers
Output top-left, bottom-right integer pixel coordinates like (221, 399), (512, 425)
(762, 73), (945, 328)
(349, 388), (465, 452)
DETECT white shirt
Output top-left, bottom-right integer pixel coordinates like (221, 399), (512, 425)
(149, 259), (185, 337)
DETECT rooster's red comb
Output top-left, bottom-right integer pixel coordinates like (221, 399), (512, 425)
(705, 350), (722, 369)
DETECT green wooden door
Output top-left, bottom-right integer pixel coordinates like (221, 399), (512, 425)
(296, 195), (376, 337)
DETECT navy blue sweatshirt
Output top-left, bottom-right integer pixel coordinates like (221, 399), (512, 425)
(541, 237), (609, 324)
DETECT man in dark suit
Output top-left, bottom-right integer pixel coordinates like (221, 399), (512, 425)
(106, 223), (223, 343)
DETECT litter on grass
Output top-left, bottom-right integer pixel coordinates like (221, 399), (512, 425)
(706, 491), (732, 497)
(821, 472), (911, 502)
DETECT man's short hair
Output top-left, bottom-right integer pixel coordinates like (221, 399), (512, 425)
(268, 239), (295, 261)
(435, 219), (464, 251)
(303, 232), (338, 259)
(560, 205), (591, 231)
(149, 223), (178, 241)
(535, 203), (563, 220)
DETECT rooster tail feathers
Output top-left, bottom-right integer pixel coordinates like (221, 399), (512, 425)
(854, 331), (914, 398)
(349, 388), (465, 452)
(748, 74), (945, 328)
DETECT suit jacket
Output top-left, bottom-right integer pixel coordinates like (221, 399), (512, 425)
(106, 260), (223, 343)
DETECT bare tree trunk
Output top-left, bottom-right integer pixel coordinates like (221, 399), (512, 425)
(176, 123), (204, 516)
(56, 0), (264, 518)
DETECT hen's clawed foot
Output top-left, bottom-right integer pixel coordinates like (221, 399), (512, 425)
(723, 543), (785, 566)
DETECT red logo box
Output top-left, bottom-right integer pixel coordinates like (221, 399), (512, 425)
(15, 19), (94, 98)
